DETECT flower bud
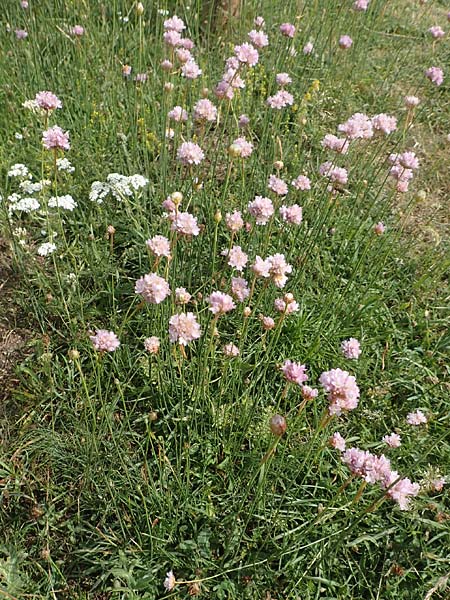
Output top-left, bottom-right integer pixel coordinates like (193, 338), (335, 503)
(283, 292), (294, 304)
(136, 2), (144, 15)
(68, 349), (80, 360)
(273, 160), (284, 171)
(243, 306), (252, 317)
(164, 82), (174, 92)
(214, 209), (222, 223)
(270, 414), (287, 436)
(171, 191), (183, 204)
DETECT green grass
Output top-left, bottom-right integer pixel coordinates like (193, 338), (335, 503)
(0, 0), (449, 598)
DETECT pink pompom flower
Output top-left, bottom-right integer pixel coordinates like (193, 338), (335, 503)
(338, 113), (373, 139)
(373, 221), (385, 235)
(266, 90), (294, 109)
(169, 312), (201, 345)
(279, 23), (296, 38)
(341, 338), (361, 359)
(281, 360), (308, 386)
(291, 175), (311, 190)
(90, 329), (120, 352)
(383, 433), (401, 448)
(229, 137), (253, 158)
(425, 66), (444, 86)
(303, 42), (314, 55)
(146, 235), (171, 258)
(176, 142), (205, 165)
(35, 91), (62, 111)
(268, 174), (288, 196)
(330, 432), (346, 451)
(321, 134), (349, 154)
(279, 204), (303, 225)
(428, 26), (445, 39)
(15, 29), (28, 39)
(248, 30), (269, 49)
(164, 15), (186, 32)
(135, 273), (171, 304)
(225, 210), (244, 232)
(144, 336), (160, 354)
(319, 368), (360, 415)
(371, 114), (397, 135)
(404, 95), (420, 108)
(168, 106), (188, 122)
(406, 410), (427, 425)
(42, 126), (70, 151)
(193, 98), (217, 122)
(234, 43), (259, 67)
(208, 291), (236, 315)
(70, 25), (85, 36)
(248, 196), (274, 225)
(339, 35), (353, 49)
(231, 277), (249, 302)
(223, 343), (240, 357)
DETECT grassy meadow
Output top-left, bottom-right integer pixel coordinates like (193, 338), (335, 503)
(0, 0), (449, 598)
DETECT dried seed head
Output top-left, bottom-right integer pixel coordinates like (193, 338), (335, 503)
(270, 414), (287, 436)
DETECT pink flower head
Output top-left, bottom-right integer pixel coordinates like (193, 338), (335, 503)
(373, 221), (385, 235)
(330, 432), (346, 451)
(163, 30), (182, 46)
(319, 162), (348, 186)
(341, 448), (371, 477)
(383, 433), (401, 448)
(339, 35), (353, 49)
(176, 48), (192, 63)
(208, 291), (236, 315)
(90, 329), (120, 352)
(161, 59), (173, 71)
(274, 297), (299, 314)
(248, 196), (274, 225)
(383, 471), (420, 510)
(341, 338), (361, 360)
(291, 175), (311, 190)
(193, 98), (217, 122)
(169, 312), (201, 345)
(225, 210), (244, 232)
(171, 212), (200, 236)
(266, 90), (294, 109)
(279, 204), (303, 225)
(168, 106), (188, 122)
(226, 245), (248, 271)
(21, 0), (29, 7)
(223, 343), (240, 357)
(280, 23), (296, 38)
(229, 137), (253, 158)
(319, 368), (360, 415)
(135, 273), (171, 304)
(144, 336), (160, 354)
(252, 255), (271, 278)
(181, 60), (202, 79)
(428, 26), (445, 39)
(175, 287), (191, 305)
(321, 134), (349, 154)
(163, 570), (176, 592)
(268, 174), (288, 195)
(302, 385), (319, 400)
(425, 66), (444, 86)
(406, 409), (427, 426)
(371, 114), (397, 135)
(276, 72), (292, 86)
(303, 42), (314, 55)
(134, 73), (148, 83)
(70, 25), (84, 36)
(146, 235), (171, 258)
(353, 0), (370, 10)
(15, 29), (28, 39)
(404, 95), (420, 108)
(248, 30), (269, 49)
(164, 15), (186, 32)
(260, 315), (275, 330)
(234, 43), (259, 67)
(254, 16), (265, 28)
(338, 112), (373, 139)
(281, 360), (308, 386)
(267, 253), (292, 288)
(177, 141), (205, 165)
(431, 477), (446, 492)
(231, 277), (249, 302)
(42, 126), (70, 151)
(35, 91), (62, 111)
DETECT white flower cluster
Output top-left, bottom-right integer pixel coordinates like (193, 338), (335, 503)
(8, 195), (40, 213)
(8, 163), (31, 178)
(48, 195), (77, 211)
(37, 242), (56, 256)
(56, 158), (75, 173)
(89, 173), (149, 203)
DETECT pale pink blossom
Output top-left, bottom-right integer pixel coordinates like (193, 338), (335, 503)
(302, 385), (319, 401)
(193, 98), (217, 122)
(319, 368), (360, 415)
(274, 297), (299, 314)
(353, 0), (370, 10)
(181, 60), (202, 79)
(291, 175), (311, 190)
(339, 35), (353, 49)
(276, 72), (292, 86)
(319, 162), (348, 186)
(279, 204), (303, 225)
(428, 26), (445, 39)
(223, 343), (240, 357)
(171, 212), (200, 236)
(248, 30), (269, 48)
(406, 409), (428, 425)
(371, 114), (397, 135)
(254, 16), (265, 28)
(135, 273), (171, 304)
(146, 235), (171, 258)
(382, 471), (420, 510)
(330, 432), (346, 451)
(248, 196), (274, 225)
(15, 29), (28, 39)
(430, 477), (446, 492)
(164, 15), (185, 32)
(266, 90), (294, 109)
(163, 30), (182, 46)
(70, 25), (84, 36)
(42, 126), (70, 151)
(321, 134), (349, 154)
(280, 23), (296, 38)
(238, 114), (250, 128)
(281, 360), (308, 386)
(303, 42), (314, 55)
(169, 313), (201, 345)
(177, 141), (205, 165)
(234, 43), (259, 67)
(226, 245), (248, 271)
(144, 336), (160, 354)
(229, 137), (253, 158)
(161, 59), (173, 71)
(35, 91), (62, 111)
(252, 256), (271, 278)
(90, 329), (120, 352)
(231, 277), (249, 302)
(21, 0), (29, 8)
(208, 291), (236, 315)
(268, 174), (288, 195)
(225, 210), (244, 232)
(374, 221), (385, 235)
(390, 151), (419, 170)
(175, 48), (192, 63)
(341, 338), (361, 360)
(260, 315), (275, 330)
(175, 287), (191, 304)
(425, 66), (444, 86)
(168, 106), (188, 122)
(383, 433), (402, 448)
(267, 253), (292, 288)
(404, 95), (420, 108)
(338, 113), (373, 139)
(179, 38), (194, 50)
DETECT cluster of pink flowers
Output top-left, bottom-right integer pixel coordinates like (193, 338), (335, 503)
(279, 23), (296, 38)
(428, 26), (445, 39)
(90, 329), (120, 352)
(281, 360), (308, 386)
(383, 433), (401, 448)
(225, 245), (248, 271)
(169, 312), (201, 345)
(223, 343), (239, 357)
(341, 338), (361, 360)
(231, 277), (249, 302)
(291, 175), (311, 191)
(338, 112), (373, 139)
(170, 211), (200, 236)
(319, 368), (360, 415)
(168, 106), (188, 122)
(234, 43), (259, 67)
(208, 291), (236, 315)
(339, 35), (353, 49)
(303, 42), (314, 55)
(42, 126), (70, 151)
(163, 15), (201, 80)
(135, 273), (171, 304)
(225, 211), (244, 232)
(319, 162), (348, 187)
(276, 72), (292, 86)
(146, 235), (171, 258)
(229, 137), (253, 158)
(371, 113), (397, 135)
(279, 203), (303, 225)
(144, 336), (160, 354)
(176, 141), (205, 165)
(248, 29), (269, 49)
(425, 66), (444, 86)
(70, 25), (84, 37)
(266, 90), (294, 109)
(406, 409), (427, 426)
(193, 98), (217, 122)
(252, 254), (292, 288)
(388, 151), (419, 193)
(268, 174), (288, 195)
(274, 294), (299, 314)
(248, 196), (274, 225)
(321, 134), (349, 154)
(35, 91), (62, 111)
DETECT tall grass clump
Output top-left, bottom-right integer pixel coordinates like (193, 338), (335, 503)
(0, 0), (449, 598)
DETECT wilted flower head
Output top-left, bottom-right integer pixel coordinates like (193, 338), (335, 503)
(90, 329), (120, 352)
(425, 66), (444, 86)
(341, 338), (361, 359)
(319, 368), (360, 415)
(208, 291), (235, 315)
(35, 91), (62, 111)
(279, 23), (296, 38)
(169, 312), (201, 345)
(303, 42), (314, 55)
(144, 336), (160, 354)
(270, 414), (287, 436)
(406, 409), (427, 425)
(176, 48), (192, 63)
(223, 343), (239, 357)
(404, 95), (420, 108)
(161, 59), (173, 71)
(177, 141), (205, 165)
(135, 273), (171, 304)
(383, 433), (401, 448)
(339, 35), (353, 49)
(42, 126), (70, 151)
(281, 360), (308, 386)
